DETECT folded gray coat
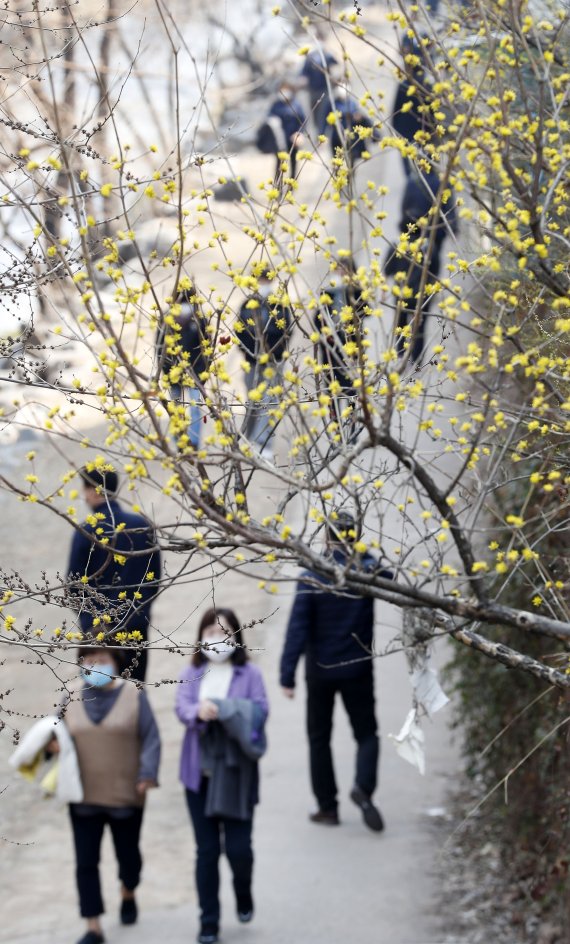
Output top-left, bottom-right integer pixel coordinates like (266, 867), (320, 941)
(200, 697), (267, 821)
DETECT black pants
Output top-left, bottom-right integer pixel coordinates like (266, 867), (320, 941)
(69, 806), (143, 918)
(306, 673), (379, 813)
(274, 146), (298, 187)
(396, 241), (444, 364)
(186, 780), (254, 930)
(397, 304), (429, 363)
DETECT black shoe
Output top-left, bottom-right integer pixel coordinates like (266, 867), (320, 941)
(76, 933), (105, 944)
(120, 896), (138, 925)
(237, 894), (254, 923)
(309, 808), (340, 826)
(350, 786), (384, 832)
(197, 927), (219, 944)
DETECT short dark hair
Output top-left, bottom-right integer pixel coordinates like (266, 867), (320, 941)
(79, 466), (119, 495)
(77, 643), (126, 672)
(326, 511), (360, 543)
(191, 607), (248, 668)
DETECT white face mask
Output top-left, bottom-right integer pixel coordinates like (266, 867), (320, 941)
(203, 637), (233, 664)
(258, 282), (272, 298)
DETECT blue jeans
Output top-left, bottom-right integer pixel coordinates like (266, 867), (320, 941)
(186, 780), (254, 930)
(170, 384), (202, 448)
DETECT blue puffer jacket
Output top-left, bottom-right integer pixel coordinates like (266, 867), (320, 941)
(280, 551), (393, 686)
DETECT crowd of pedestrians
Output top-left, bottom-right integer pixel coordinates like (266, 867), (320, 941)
(157, 32), (458, 459)
(12, 469), (392, 944)
(9, 26), (460, 944)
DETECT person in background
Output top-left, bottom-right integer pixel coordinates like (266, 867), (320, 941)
(299, 33), (338, 135)
(280, 513), (392, 832)
(156, 284), (210, 451)
(387, 165), (458, 363)
(176, 608), (269, 944)
(314, 260), (365, 433)
(237, 264), (292, 459)
(67, 467), (161, 682)
(329, 85), (379, 166)
(60, 644), (160, 944)
(390, 34), (434, 177)
(267, 80), (306, 188)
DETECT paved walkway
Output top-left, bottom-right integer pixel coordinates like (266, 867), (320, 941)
(5, 576), (458, 944)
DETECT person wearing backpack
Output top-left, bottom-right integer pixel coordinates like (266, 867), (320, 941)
(156, 284), (210, 450)
(236, 266), (292, 459)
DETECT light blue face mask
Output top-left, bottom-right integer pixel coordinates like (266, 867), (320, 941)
(82, 663), (115, 688)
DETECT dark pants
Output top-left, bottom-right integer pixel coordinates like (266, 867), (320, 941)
(274, 146), (298, 187)
(396, 240), (444, 363)
(69, 806), (144, 918)
(397, 304), (429, 363)
(186, 780), (254, 930)
(306, 673), (379, 813)
(310, 91), (331, 135)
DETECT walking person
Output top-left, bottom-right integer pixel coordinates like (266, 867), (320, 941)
(299, 33), (338, 135)
(237, 265), (292, 459)
(391, 35), (434, 177)
(279, 513), (392, 831)
(156, 283), (210, 451)
(386, 165), (458, 362)
(266, 80), (306, 189)
(60, 643), (160, 944)
(176, 608), (269, 944)
(67, 467), (162, 682)
(315, 260), (365, 435)
(329, 85), (379, 166)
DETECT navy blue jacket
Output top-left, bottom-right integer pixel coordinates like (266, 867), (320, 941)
(238, 294), (292, 364)
(280, 551), (393, 686)
(301, 49), (337, 94)
(330, 95), (379, 160)
(392, 74), (433, 142)
(67, 500), (161, 634)
(268, 97), (306, 146)
(401, 170), (458, 238)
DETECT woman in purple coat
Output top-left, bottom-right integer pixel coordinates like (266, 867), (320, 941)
(175, 608), (269, 944)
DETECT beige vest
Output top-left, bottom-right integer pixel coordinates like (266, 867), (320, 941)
(66, 683), (143, 808)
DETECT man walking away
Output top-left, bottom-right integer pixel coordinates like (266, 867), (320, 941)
(279, 513), (392, 831)
(67, 467), (162, 682)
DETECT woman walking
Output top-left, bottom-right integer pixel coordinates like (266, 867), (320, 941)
(63, 644), (160, 944)
(175, 608), (269, 944)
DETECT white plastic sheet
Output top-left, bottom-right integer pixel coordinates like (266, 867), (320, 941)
(411, 665), (450, 718)
(388, 708), (426, 775)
